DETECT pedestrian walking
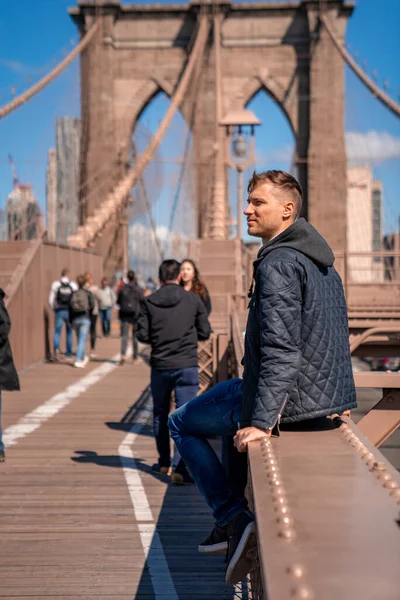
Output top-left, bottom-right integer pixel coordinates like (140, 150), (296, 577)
(137, 259), (211, 484)
(117, 270), (143, 365)
(0, 288), (20, 462)
(98, 277), (115, 337)
(48, 268), (78, 360)
(180, 259), (212, 315)
(146, 276), (157, 294)
(168, 170), (357, 584)
(69, 275), (94, 368)
(84, 272), (102, 358)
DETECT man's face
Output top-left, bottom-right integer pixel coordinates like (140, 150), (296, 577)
(244, 182), (293, 241)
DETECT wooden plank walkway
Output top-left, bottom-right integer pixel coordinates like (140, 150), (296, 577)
(0, 338), (240, 599)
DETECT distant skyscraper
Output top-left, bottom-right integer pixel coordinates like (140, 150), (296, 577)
(6, 184), (40, 241)
(0, 209), (6, 241)
(56, 117), (81, 243)
(346, 166), (383, 282)
(46, 148), (57, 241)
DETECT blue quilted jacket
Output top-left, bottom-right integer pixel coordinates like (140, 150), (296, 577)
(241, 219), (357, 431)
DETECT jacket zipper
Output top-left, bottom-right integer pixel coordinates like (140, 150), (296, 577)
(271, 393), (289, 437)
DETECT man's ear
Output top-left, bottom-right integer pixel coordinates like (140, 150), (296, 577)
(282, 200), (295, 219)
(177, 273), (182, 284)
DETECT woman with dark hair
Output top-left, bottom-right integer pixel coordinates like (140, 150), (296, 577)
(180, 259), (212, 315)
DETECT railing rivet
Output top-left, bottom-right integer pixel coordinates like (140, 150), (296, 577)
(371, 461), (386, 471)
(287, 564), (305, 578)
(276, 505), (289, 515)
(291, 584), (314, 599)
(278, 528), (296, 539)
(273, 494), (287, 503)
(277, 515), (293, 527)
(364, 452), (375, 465)
(384, 480), (398, 490)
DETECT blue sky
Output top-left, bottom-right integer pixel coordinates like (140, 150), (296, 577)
(0, 0), (399, 241)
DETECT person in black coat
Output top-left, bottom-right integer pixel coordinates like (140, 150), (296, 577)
(0, 288), (20, 462)
(137, 259), (211, 484)
(168, 170), (356, 586)
(117, 270), (144, 365)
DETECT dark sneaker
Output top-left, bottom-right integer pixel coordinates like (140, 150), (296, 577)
(225, 512), (256, 585)
(198, 524), (228, 555)
(152, 463), (172, 475)
(171, 471), (194, 485)
(0, 451), (5, 463)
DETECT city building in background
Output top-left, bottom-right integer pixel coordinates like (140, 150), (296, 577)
(46, 117), (82, 244)
(0, 209), (6, 241)
(46, 148), (57, 241)
(346, 166), (383, 283)
(6, 183), (42, 241)
(383, 231), (400, 281)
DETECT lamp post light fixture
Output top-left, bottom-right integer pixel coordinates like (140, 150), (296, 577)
(220, 109), (261, 241)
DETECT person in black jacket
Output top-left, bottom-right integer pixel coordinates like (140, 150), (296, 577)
(0, 288), (20, 462)
(136, 259), (211, 484)
(117, 270), (143, 366)
(168, 170), (357, 585)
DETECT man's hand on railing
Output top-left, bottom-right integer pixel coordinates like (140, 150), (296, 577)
(233, 426), (272, 453)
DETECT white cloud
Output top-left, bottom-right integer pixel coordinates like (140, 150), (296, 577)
(345, 130), (400, 164)
(256, 131), (400, 169)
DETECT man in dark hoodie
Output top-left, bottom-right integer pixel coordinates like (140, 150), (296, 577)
(168, 170), (356, 585)
(136, 259), (211, 484)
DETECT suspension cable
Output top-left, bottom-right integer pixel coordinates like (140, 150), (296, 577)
(321, 15), (400, 118)
(0, 21), (100, 120)
(70, 14), (210, 248)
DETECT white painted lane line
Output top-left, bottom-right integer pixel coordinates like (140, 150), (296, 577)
(118, 392), (178, 600)
(4, 355), (120, 447)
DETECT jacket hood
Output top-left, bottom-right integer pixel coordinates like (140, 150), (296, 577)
(148, 283), (184, 308)
(256, 218), (335, 269)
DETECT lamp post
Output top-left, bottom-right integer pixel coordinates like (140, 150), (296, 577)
(220, 109), (261, 241)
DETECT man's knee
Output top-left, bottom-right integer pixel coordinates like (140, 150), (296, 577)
(168, 408), (182, 438)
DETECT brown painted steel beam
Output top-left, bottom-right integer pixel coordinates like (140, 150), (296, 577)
(357, 387), (400, 448)
(248, 420), (400, 599)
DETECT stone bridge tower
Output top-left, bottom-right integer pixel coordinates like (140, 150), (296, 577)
(70, 0), (353, 265)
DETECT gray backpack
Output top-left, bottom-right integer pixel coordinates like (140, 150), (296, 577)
(70, 289), (90, 313)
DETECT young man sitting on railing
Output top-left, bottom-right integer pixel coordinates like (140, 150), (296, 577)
(169, 170), (357, 585)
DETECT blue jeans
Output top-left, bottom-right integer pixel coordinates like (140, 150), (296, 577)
(169, 378), (253, 526)
(54, 309), (73, 356)
(73, 317), (90, 361)
(0, 392), (3, 453)
(100, 308), (112, 336)
(151, 366), (199, 469)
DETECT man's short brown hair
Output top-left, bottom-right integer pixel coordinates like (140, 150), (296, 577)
(248, 170), (303, 219)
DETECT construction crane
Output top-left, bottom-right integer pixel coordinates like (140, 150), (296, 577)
(8, 154), (19, 189)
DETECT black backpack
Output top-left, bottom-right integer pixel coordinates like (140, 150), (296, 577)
(70, 289), (90, 314)
(119, 284), (140, 317)
(56, 282), (73, 307)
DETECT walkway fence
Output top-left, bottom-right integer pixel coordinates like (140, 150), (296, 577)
(0, 240), (102, 370)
